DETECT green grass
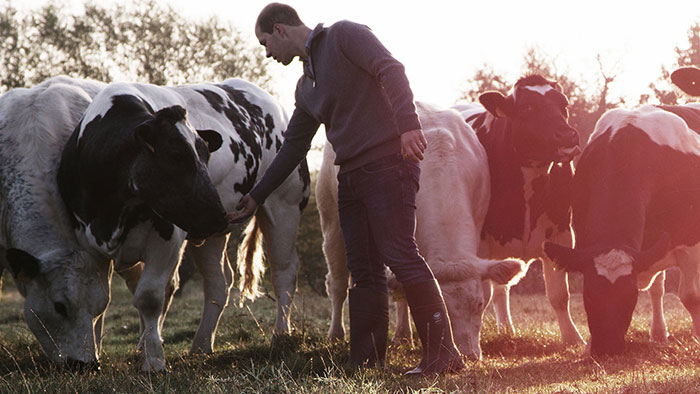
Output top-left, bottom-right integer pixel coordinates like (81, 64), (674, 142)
(1, 274), (699, 393)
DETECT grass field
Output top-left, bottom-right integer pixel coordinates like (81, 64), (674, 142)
(1, 272), (699, 393)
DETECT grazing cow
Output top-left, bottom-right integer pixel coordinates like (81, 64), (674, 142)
(545, 103), (700, 356)
(671, 66), (700, 97)
(450, 75), (583, 346)
(0, 76), (108, 371)
(57, 79), (310, 371)
(319, 102), (527, 359)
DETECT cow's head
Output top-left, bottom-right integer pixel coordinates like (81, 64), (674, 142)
(479, 75), (580, 164)
(544, 235), (669, 356)
(130, 105), (227, 240)
(671, 66), (700, 97)
(6, 247), (111, 371)
(436, 258), (527, 360)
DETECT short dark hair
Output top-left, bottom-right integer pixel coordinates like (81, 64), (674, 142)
(256, 3), (304, 34)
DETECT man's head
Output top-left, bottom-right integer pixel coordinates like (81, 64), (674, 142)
(255, 3), (306, 65)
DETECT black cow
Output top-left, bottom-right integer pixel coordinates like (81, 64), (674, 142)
(545, 103), (700, 356)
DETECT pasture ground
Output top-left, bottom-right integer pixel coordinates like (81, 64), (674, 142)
(1, 273), (699, 393)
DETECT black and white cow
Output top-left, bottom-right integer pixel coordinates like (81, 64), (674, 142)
(671, 66), (700, 97)
(0, 76), (108, 371)
(450, 75), (584, 346)
(57, 79), (310, 371)
(545, 103), (700, 356)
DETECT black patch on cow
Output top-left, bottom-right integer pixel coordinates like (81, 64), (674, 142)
(528, 163), (573, 233)
(298, 158), (310, 210)
(197, 89), (225, 113)
(212, 84), (278, 196)
(469, 111), (527, 244)
(657, 105), (700, 134)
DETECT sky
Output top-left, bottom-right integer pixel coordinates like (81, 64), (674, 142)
(14, 0), (700, 113)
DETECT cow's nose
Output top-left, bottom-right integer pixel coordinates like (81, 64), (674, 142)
(65, 358), (100, 373)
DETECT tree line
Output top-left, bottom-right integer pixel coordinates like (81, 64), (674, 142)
(0, 0), (272, 93)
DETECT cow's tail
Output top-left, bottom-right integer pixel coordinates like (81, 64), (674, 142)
(237, 216), (265, 306)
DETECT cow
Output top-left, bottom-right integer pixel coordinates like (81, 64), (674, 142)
(544, 103), (700, 356)
(0, 76), (108, 371)
(671, 66), (700, 97)
(319, 101), (528, 360)
(448, 75), (583, 346)
(57, 79), (310, 371)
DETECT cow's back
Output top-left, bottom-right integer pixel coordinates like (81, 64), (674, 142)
(414, 102), (490, 262)
(0, 77), (105, 251)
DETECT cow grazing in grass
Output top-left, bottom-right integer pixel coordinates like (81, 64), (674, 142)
(0, 76), (107, 371)
(671, 66), (700, 97)
(451, 75), (583, 346)
(319, 102), (527, 360)
(545, 103), (700, 356)
(57, 79), (309, 371)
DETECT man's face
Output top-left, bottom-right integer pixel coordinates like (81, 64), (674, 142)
(255, 24), (294, 66)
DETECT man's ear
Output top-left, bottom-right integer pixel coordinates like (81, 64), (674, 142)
(273, 23), (287, 38)
(6, 248), (41, 283)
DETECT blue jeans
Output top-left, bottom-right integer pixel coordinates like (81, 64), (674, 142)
(337, 153), (434, 293)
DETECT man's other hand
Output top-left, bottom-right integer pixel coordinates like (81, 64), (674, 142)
(400, 128), (427, 162)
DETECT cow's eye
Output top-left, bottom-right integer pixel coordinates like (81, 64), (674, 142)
(54, 302), (68, 317)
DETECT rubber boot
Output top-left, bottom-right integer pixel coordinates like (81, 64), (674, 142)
(404, 279), (465, 376)
(349, 287), (389, 367)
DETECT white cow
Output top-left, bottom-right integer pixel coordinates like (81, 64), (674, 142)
(319, 102), (527, 359)
(0, 76), (108, 371)
(55, 79), (310, 372)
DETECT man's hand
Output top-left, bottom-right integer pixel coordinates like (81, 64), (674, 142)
(400, 128), (428, 162)
(226, 194), (258, 224)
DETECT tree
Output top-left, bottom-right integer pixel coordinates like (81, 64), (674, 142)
(0, 0), (272, 93)
(459, 47), (621, 147)
(647, 21), (700, 105)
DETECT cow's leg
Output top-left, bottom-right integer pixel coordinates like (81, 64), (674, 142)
(131, 235), (185, 372)
(491, 283), (514, 333)
(116, 262), (146, 335)
(542, 257), (585, 345)
(648, 271), (669, 342)
(322, 217), (350, 341)
(258, 203), (302, 334)
(392, 299), (413, 345)
(188, 234), (232, 354)
(678, 254), (700, 339)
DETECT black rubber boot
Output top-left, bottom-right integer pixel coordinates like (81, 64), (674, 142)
(349, 287), (389, 367)
(403, 279), (465, 376)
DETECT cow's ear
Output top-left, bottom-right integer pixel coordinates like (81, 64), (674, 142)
(479, 91), (513, 118)
(6, 248), (41, 283)
(671, 66), (700, 96)
(197, 129), (223, 153)
(483, 258), (528, 286)
(543, 242), (587, 273)
(135, 121), (156, 153)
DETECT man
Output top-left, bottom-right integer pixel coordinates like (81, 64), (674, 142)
(229, 2), (464, 375)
